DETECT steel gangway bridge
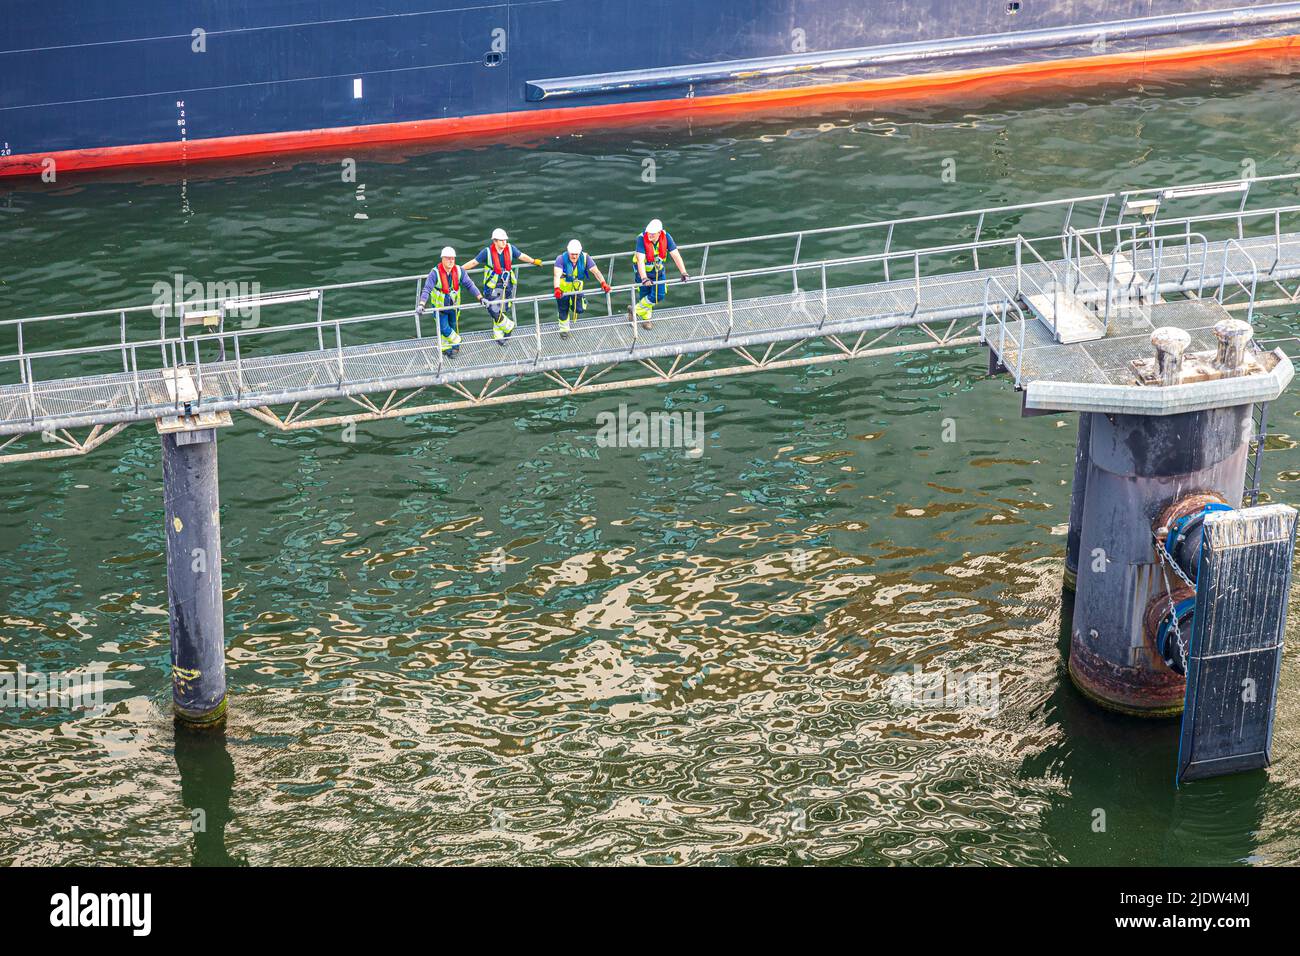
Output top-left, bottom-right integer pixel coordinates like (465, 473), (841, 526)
(7, 172), (1300, 780)
(5, 173), (1300, 465)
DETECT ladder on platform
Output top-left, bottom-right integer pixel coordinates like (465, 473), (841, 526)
(1246, 402), (1271, 507)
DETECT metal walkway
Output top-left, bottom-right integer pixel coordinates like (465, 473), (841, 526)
(6, 173), (1300, 462)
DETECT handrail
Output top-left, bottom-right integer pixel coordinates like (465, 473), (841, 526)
(981, 275), (1028, 388)
(1015, 235), (1061, 336)
(1102, 232), (1210, 331)
(4, 182), (1300, 333)
(5, 177), (1300, 409)
(1062, 227), (1106, 304)
(0, 216), (1280, 383)
(1219, 238), (1260, 325)
(1121, 169), (1300, 200)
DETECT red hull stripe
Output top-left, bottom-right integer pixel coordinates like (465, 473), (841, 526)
(2, 34), (1298, 179)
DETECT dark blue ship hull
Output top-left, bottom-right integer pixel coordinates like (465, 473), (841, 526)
(3, 1), (1300, 176)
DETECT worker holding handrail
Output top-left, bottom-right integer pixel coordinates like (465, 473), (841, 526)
(630, 218), (689, 330)
(416, 246), (486, 358)
(473, 228), (546, 346)
(553, 239), (611, 339)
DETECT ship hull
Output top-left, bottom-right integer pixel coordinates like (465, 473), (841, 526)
(3, 1), (1300, 178)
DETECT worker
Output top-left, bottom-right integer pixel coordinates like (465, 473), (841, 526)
(553, 239), (611, 338)
(630, 218), (689, 330)
(472, 228), (546, 345)
(416, 246), (486, 358)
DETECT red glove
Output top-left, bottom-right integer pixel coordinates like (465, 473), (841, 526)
(600, 281), (611, 293)
(554, 288), (564, 299)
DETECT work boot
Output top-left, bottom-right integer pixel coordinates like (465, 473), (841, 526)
(450, 345), (460, 358)
(560, 330), (570, 340)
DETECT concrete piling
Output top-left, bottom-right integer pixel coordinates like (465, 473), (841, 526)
(159, 413), (231, 728)
(1063, 412), (1093, 592)
(1068, 405), (1250, 715)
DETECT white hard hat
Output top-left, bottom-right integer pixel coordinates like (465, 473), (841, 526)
(441, 246), (456, 258)
(646, 218), (663, 234)
(491, 228), (508, 242)
(567, 239), (583, 255)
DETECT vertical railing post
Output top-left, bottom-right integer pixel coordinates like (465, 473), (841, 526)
(698, 245), (710, 305)
(24, 357), (37, 423)
(1015, 237), (1023, 297)
(1051, 248), (1059, 336)
(726, 274), (734, 340)
(883, 225), (894, 282)
(1061, 201), (1076, 261)
(1153, 235), (1166, 295)
(631, 286), (639, 346)
(981, 278), (989, 343)
(972, 212), (984, 271)
(309, 291), (323, 351)
(130, 346), (141, 412)
(334, 319), (345, 382)
(998, 291), (1008, 359)
(1018, 304), (1026, 387)
(169, 341), (182, 413)
(913, 251), (921, 312)
(192, 335), (204, 399)
(534, 298), (542, 360)
(1238, 180), (1251, 239)
(232, 336), (243, 398)
(120, 310), (129, 373)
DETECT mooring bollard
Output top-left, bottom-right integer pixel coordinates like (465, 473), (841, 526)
(1213, 318), (1253, 375)
(1151, 326), (1191, 386)
(159, 407), (232, 729)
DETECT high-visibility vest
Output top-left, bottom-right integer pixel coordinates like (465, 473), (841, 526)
(636, 231), (668, 277)
(558, 253), (589, 291)
(484, 244), (515, 289)
(437, 263), (462, 303)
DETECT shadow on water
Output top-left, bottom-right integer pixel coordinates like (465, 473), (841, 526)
(1026, 585), (1267, 866)
(173, 726), (245, 867)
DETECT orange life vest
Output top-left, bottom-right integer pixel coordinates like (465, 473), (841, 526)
(488, 243), (513, 275)
(437, 263), (461, 296)
(640, 231), (667, 263)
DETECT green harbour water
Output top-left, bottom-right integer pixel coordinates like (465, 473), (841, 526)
(3, 65), (1300, 865)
